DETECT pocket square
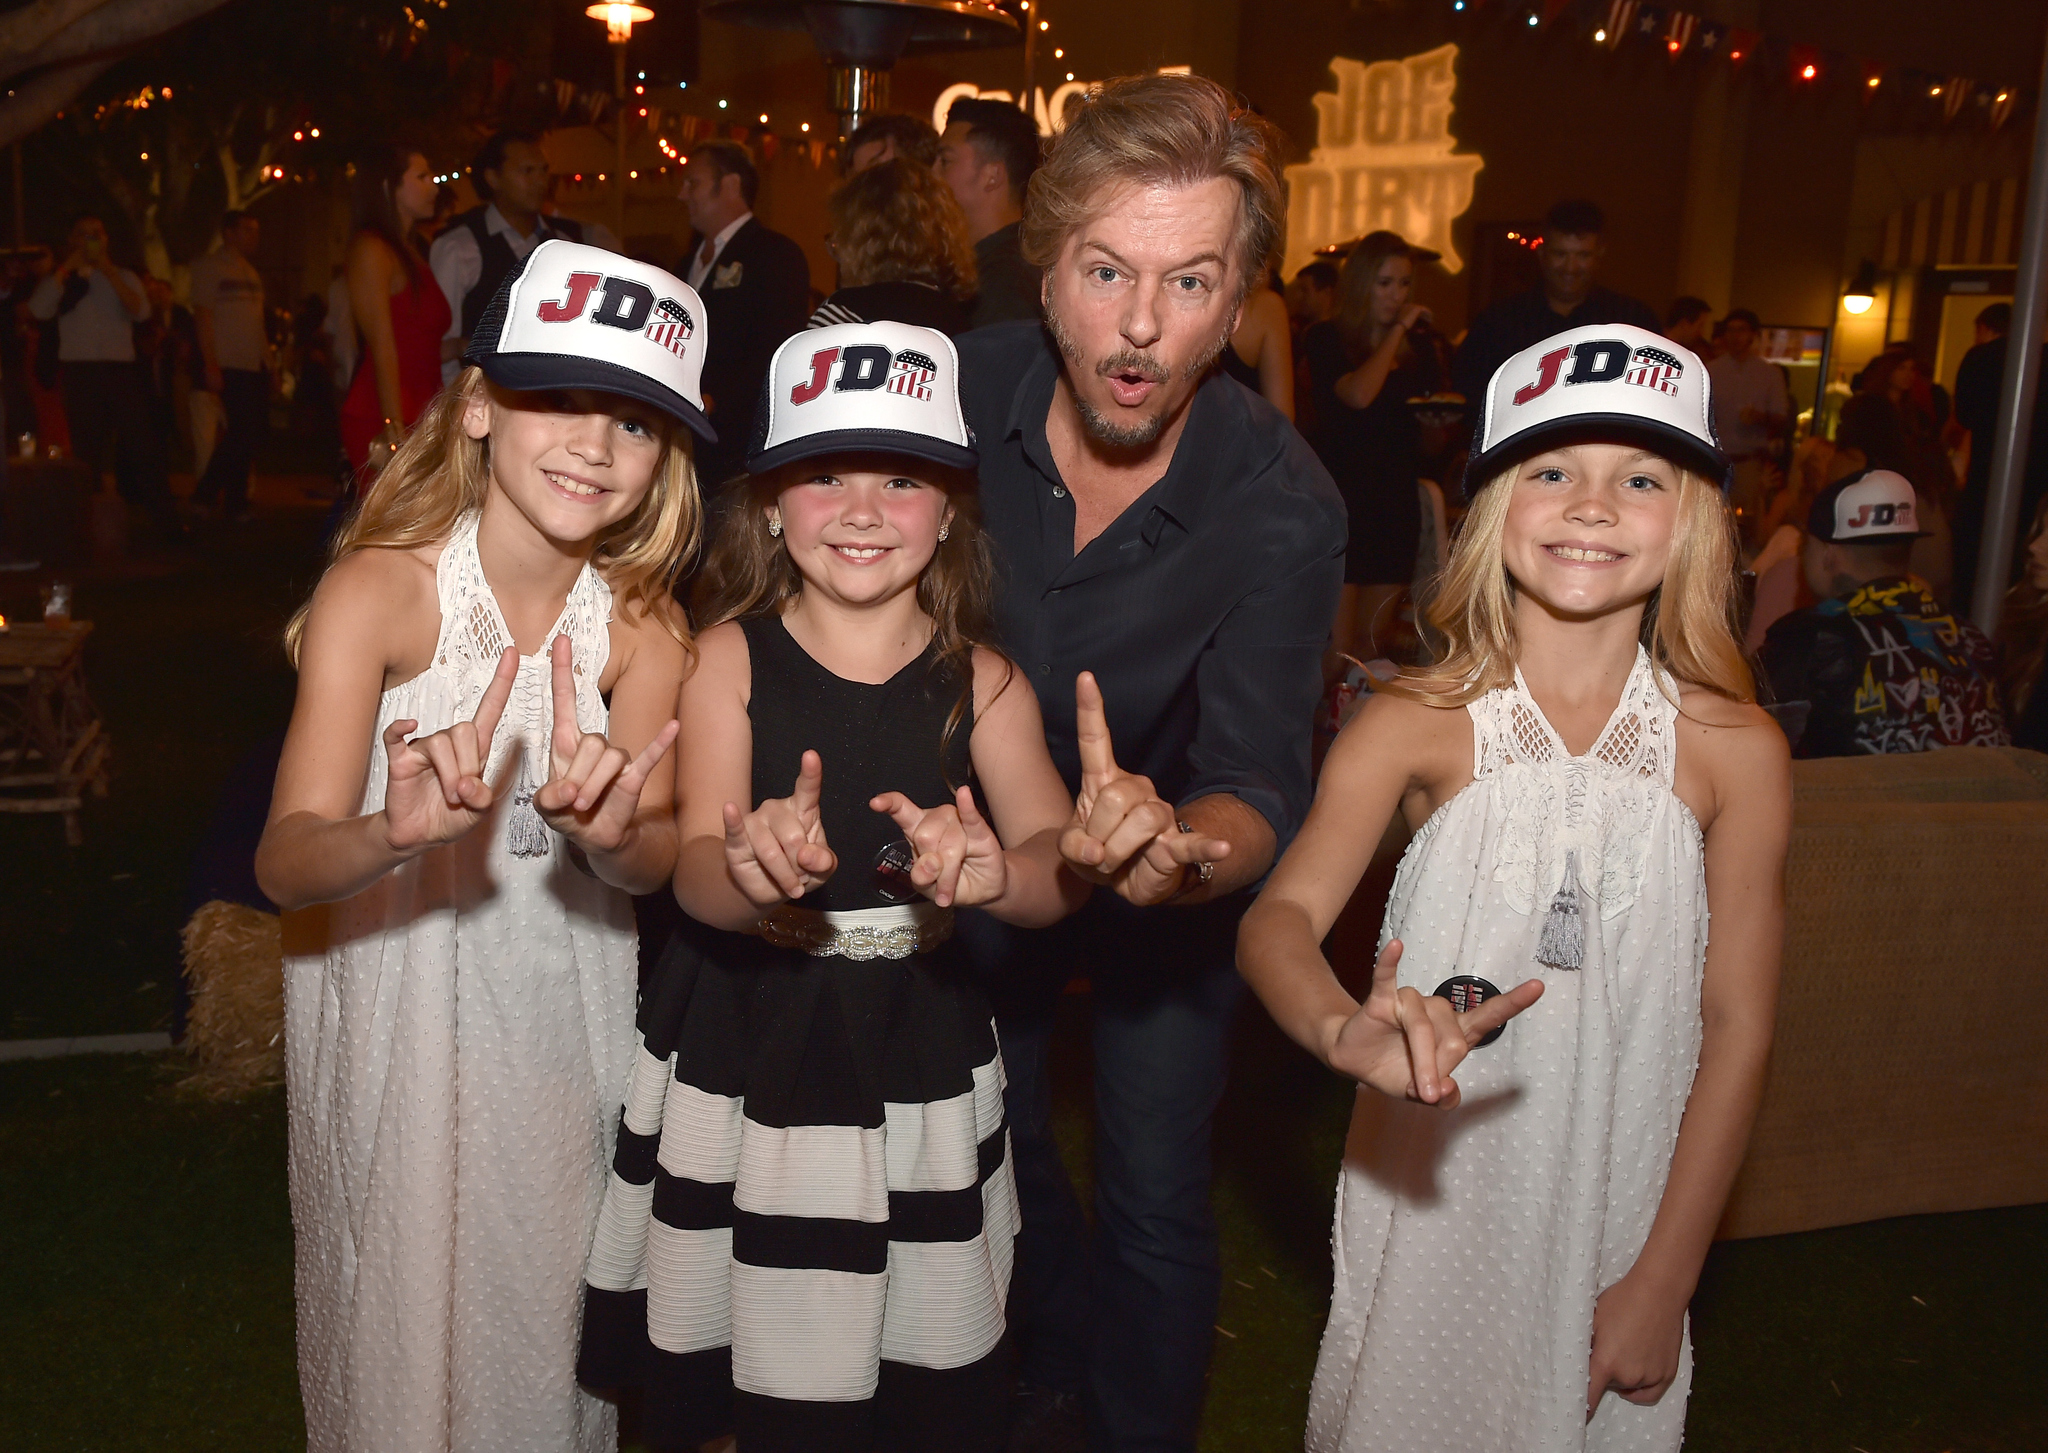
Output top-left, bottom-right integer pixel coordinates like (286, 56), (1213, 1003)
(711, 261), (744, 290)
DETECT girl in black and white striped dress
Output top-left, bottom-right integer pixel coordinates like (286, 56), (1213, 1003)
(579, 322), (1087, 1451)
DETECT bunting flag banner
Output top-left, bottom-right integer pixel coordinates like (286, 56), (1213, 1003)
(1602, 0), (1637, 47)
(809, 138), (828, 168)
(1663, 8), (1696, 57)
(1454, 1), (2029, 129)
(554, 78), (577, 113)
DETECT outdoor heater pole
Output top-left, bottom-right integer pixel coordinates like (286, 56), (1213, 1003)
(1971, 30), (2048, 633)
(613, 39), (629, 244)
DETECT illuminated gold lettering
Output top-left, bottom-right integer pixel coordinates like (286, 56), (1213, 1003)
(1282, 45), (1484, 278)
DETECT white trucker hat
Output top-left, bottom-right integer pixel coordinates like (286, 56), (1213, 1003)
(1807, 467), (1929, 543)
(464, 239), (714, 441)
(1465, 323), (1728, 489)
(748, 321), (978, 475)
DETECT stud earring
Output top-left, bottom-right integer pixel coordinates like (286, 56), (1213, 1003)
(767, 516), (782, 537)
(938, 525), (950, 542)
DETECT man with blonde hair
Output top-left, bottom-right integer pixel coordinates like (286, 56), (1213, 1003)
(954, 73), (1344, 1451)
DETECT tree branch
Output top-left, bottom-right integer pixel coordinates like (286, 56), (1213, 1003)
(1, 0), (229, 82)
(0, 54), (111, 148)
(0, 0), (116, 65)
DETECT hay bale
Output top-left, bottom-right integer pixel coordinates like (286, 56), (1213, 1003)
(180, 899), (285, 1099)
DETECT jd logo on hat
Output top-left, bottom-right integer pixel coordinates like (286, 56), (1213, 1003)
(790, 344), (940, 406)
(1511, 338), (1687, 407)
(534, 270), (697, 362)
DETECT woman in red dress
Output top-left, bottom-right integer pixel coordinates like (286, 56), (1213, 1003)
(340, 145), (449, 478)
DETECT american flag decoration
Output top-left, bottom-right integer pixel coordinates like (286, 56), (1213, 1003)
(886, 348), (938, 402)
(1602, 0), (1636, 48)
(1942, 77), (1974, 122)
(1634, 5), (1664, 41)
(644, 297), (696, 361)
(1624, 345), (1685, 398)
(1663, 9), (1696, 57)
(1695, 20), (1727, 55)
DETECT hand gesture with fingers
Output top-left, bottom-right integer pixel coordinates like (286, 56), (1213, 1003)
(723, 749), (836, 907)
(870, 785), (1006, 908)
(380, 646), (519, 854)
(532, 635), (681, 855)
(1058, 672), (1232, 906)
(1324, 940), (1546, 1106)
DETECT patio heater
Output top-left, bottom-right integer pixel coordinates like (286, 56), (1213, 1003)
(702, 0), (1019, 138)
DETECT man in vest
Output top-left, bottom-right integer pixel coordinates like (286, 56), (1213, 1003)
(430, 130), (619, 384)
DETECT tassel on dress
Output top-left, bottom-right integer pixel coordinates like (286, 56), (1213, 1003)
(506, 761), (552, 859)
(1535, 850), (1583, 970)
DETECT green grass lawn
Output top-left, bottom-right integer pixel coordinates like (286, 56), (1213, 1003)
(2, 494), (2043, 1451)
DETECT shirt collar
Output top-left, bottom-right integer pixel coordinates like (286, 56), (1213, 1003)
(1004, 330), (1250, 536)
(707, 211), (753, 257)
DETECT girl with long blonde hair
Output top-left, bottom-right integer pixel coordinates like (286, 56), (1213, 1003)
(1239, 325), (1791, 1453)
(256, 242), (711, 1453)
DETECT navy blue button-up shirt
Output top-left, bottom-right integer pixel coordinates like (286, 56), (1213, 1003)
(957, 321), (1345, 861)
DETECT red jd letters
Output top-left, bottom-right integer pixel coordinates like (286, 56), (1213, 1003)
(1511, 347), (1570, 406)
(536, 272), (603, 323)
(790, 347), (840, 405)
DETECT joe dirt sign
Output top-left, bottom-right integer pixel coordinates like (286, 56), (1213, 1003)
(1283, 45), (1484, 279)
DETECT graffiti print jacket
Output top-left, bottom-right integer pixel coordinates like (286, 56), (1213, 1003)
(1759, 575), (2011, 758)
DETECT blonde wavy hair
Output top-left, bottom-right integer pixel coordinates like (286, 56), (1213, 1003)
(1019, 72), (1286, 306)
(828, 158), (978, 300)
(284, 367), (701, 663)
(1381, 463), (1753, 709)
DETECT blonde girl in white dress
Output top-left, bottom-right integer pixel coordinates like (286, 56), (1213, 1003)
(1239, 325), (1791, 1453)
(256, 242), (714, 1453)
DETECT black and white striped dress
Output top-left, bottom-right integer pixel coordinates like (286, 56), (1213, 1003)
(580, 615), (1017, 1451)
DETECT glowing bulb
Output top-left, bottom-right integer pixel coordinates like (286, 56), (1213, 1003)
(309, 127), (319, 137)
(1867, 76), (1880, 88)
(140, 151), (149, 161)
(1592, 26), (1605, 39)
(1800, 64), (1816, 79)
(1930, 85), (1942, 96)
(800, 122), (810, 132)
(1039, 18), (1049, 28)
(1066, 72), (1075, 81)
(718, 99), (727, 109)
(293, 130), (304, 141)
(1843, 293), (1874, 315)
(598, 172), (606, 181)
(1053, 47), (1063, 57)
(161, 87), (171, 98)
(1526, 12), (1537, 24)
(759, 113), (769, 123)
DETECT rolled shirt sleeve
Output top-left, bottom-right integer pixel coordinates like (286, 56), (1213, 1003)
(1183, 539), (1345, 852)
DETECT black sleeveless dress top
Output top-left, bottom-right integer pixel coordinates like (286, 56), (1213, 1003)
(741, 613), (976, 913)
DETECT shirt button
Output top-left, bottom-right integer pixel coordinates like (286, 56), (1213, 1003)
(1051, 485), (1067, 498)
(1038, 663), (1051, 675)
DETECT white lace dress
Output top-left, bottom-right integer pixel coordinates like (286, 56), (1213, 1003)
(284, 513), (638, 1453)
(1307, 648), (1707, 1453)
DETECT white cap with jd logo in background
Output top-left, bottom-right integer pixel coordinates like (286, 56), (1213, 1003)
(1465, 322), (1729, 490)
(1806, 468), (1930, 544)
(464, 238), (716, 441)
(748, 322), (978, 476)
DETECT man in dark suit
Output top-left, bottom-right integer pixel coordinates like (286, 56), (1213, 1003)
(680, 139), (810, 483)
(936, 98), (1045, 331)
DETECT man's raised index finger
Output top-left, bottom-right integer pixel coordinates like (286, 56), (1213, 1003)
(1073, 671), (1120, 780)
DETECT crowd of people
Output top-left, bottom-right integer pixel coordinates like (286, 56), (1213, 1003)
(13, 63), (2048, 1453)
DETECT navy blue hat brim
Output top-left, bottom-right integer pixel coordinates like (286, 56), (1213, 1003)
(1464, 414), (1729, 493)
(747, 427), (978, 477)
(467, 350), (717, 443)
